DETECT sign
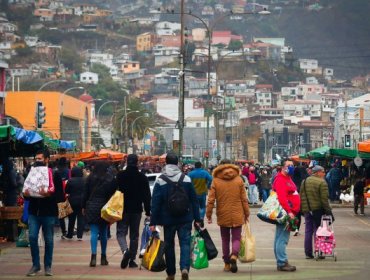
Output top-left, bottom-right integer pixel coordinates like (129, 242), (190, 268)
(354, 156), (363, 167)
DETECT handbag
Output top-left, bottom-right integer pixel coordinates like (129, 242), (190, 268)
(191, 230), (209, 269)
(238, 223), (256, 263)
(23, 166), (55, 197)
(257, 191), (288, 224)
(197, 227), (218, 260)
(141, 233), (166, 272)
(57, 199), (73, 219)
(101, 190), (124, 224)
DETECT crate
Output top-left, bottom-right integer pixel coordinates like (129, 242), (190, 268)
(0, 207), (23, 220)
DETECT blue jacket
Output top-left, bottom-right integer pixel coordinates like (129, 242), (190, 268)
(150, 164), (200, 226)
(188, 168), (212, 195)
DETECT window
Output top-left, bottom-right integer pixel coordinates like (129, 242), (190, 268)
(196, 122), (201, 128)
(265, 93), (269, 98)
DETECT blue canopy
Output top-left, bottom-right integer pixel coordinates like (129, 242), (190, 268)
(59, 140), (76, 149)
(14, 127), (43, 144)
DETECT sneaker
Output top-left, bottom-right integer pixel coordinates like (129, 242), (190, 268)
(166, 275), (175, 280)
(229, 255), (238, 273)
(61, 235), (72, 240)
(277, 262), (296, 272)
(293, 229), (299, 236)
(120, 250), (130, 269)
(360, 213), (365, 216)
(26, 266), (41, 277)
(305, 255), (314, 259)
(181, 269), (189, 280)
(223, 263), (231, 272)
(44, 267), (53, 276)
(77, 237), (83, 241)
(129, 260), (138, 268)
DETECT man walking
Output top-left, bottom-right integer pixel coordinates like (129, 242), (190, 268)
(188, 161), (212, 225)
(116, 154), (151, 269)
(150, 152), (200, 280)
(300, 165), (332, 259)
(23, 150), (61, 277)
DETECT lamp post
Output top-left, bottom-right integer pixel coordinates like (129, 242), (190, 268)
(96, 100), (118, 134)
(131, 114), (150, 152)
(60, 86), (85, 115)
(162, 8), (269, 167)
(120, 110), (139, 153)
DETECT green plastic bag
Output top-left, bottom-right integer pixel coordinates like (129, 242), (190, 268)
(16, 228), (29, 247)
(191, 230), (209, 269)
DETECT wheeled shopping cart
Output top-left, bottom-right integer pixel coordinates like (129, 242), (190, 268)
(314, 215), (337, 261)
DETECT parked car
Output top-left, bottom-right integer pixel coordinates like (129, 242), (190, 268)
(145, 173), (161, 194)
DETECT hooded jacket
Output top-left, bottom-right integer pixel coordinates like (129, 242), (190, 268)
(150, 164), (200, 226)
(274, 171), (301, 215)
(65, 167), (85, 209)
(206, 164), (249, 227)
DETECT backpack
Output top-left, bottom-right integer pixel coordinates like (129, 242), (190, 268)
(160, 173), (189, 217)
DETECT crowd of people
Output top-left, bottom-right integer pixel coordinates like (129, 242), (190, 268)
(0, 150), (368, 279)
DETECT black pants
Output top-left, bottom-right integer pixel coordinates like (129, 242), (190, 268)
(67, 206), (84, 238)
(354, 194), (365, 214)
(116, 213), (141, 259)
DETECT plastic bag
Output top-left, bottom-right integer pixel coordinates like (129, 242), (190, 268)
(191, 230), (209, 269)
(238, 223), (255, 263)
(101, 190), (124, 224)
(16, 228), (29, 247)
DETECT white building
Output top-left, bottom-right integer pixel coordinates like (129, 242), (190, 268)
(155, 21), (181, 36)
(80, 71), (99, 84)
(153, 45), (180, 67)
(283, 100), (322, 119)
(299, 59), (322, 75)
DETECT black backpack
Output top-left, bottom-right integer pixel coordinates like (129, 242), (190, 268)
(160, 173), (189, 217)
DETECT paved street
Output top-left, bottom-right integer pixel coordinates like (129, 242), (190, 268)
(1, 207), (370, 280)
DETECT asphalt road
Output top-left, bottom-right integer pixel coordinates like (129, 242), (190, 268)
(1, 207), (369, 280)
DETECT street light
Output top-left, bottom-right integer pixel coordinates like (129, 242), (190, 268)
(120, 111), (139, 136)
(130, 114), (150, 152)
(96, 100), (119, 135)
(37, 79), (67, 91)
(60, 86), (85, 115)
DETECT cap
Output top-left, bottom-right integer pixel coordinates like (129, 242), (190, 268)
(77, 161), (85, 168)
(312, 165), (325, 173)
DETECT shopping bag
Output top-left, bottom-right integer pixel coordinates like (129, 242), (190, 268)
(191, 230), (209, 269)
(16, 228), (29, 247)
(238, 223), (256, 263)
(139, 219), (152, 258)
(257, 191), (288, 224)
(101, 190), (124, 224)
(57, 199), (73, 219)
(197, 227), (218, 260)
(23, 166), (55, 197)
(141, 233), (166, 272)
(21, 200), (30, 224)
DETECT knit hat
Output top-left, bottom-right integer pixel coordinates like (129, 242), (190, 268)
(127, 154), (138, 166)
(312, 165), (325, 174)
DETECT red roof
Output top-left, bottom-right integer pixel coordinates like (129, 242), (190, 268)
(79, 92), (93, 103)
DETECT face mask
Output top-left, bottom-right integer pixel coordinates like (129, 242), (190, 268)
(34, 161), (45, 167)
(287, 166), (295, 176)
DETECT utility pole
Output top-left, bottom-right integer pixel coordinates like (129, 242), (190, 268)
(178, 0), (185, 159)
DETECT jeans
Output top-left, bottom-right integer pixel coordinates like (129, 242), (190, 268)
(164, 222), (192, 276)
(249, 184), (258, 204)
(197, 194), (207, 219)
(304, 213), (317, 257)
(28, 215), (55, 269)
(90, 223), (108, 255)
(116, 213), (141, 259)
(262, 189), (271, 202)
(274, 223), (290, 266)
(67, 207), (84, 239)
(329, 182), (340, 201)
(220, 226), (242, 263)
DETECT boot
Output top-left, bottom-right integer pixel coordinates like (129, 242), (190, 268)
(89, 254), (96, 267)
(101, 254), (109, 266)
(230, 255), (238, 273)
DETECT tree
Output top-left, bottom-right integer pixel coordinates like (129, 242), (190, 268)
(60, 45), (83, 73)
(227, 40), (243, 51)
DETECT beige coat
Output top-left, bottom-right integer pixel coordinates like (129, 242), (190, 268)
(206, 164), (250, 227)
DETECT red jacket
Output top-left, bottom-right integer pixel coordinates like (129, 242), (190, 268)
(273, 172), (301, 215)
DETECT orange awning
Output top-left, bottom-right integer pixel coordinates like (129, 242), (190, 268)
(358, 140), (370, 153)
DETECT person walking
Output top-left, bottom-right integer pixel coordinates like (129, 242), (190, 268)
(299, 165), (332, 259)
(247, 166), (259, 204)
(150, 152), (200, 280)
(326, 163), (343, 202)
(116, 154), (151, 269)
(23, 150), (61, 277)
(260, 167), (272, 202)
(206, 161), (249, 273)
(65, 166), (85, 240)
(353, 174), (366, 215)
(188, 161), (212, 225)
(273, 160), (301, 272)
(55, 157), (70, 238)
(82, 161), (116, 267)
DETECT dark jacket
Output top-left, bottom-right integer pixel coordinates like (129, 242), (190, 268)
(300, 175), (331, 214)
(28, 167), (60, 217)
(82, 173), (116, 225)
(354, 179), (365, 196)
(65, 167), (85, 210)
(117, 166), (151, 216)
(150, 164), (200, 226)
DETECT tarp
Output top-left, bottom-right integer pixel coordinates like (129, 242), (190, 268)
(14, 127), (43, 144)
(358, 140), (370, 153)
(0, 125), (15, 139)
(306, 145), (330, 159)
(330, 148), (370, 160)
